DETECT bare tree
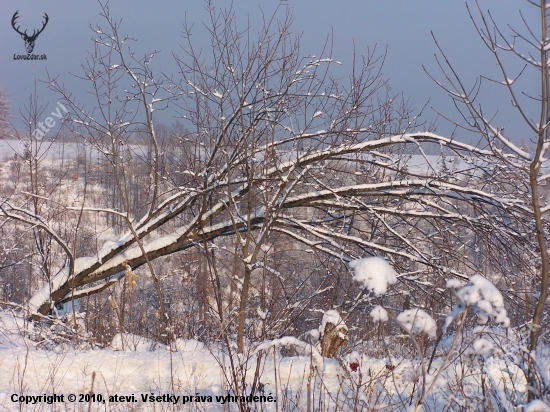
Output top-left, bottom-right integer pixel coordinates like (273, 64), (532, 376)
(0, 3), (537, 399)
(427, 0), (550, 400)
(0, 2), (520, 324)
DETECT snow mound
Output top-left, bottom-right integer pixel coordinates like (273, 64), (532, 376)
(255, 336), (323, 367)
(349, 257), (397, 296)
(454, 274), (510, 327)
(174, 338), (205, 352)
(396, 308), (437, 338)
(370, 305), (388, 322)
(0, 311), (33, 349)
(0, 311), (31, 335)
(111, 333), (154, 352)
(525, 400), (550, 412)
(348, 350), (360, 364)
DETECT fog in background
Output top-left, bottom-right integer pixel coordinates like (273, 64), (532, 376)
(0, 0), (539, 144)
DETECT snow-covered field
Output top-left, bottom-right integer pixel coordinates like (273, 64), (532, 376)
(0, 139), (467, 177)
(1, 307), (548, 412)
(0, 310), (352, 411)
(4, 0), (550, 410)
(1, 239), (549, 411)
(0, 139), (147, 162)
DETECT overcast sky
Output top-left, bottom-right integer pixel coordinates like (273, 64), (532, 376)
(0, 0), (539, 143)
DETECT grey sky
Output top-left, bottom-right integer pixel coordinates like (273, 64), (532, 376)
(0, 0), (539, 143)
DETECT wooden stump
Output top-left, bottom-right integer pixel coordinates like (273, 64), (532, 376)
(320, 322), (347, 358)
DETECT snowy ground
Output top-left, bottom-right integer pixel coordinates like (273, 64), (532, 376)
(0, 139), (468, 177)
(1, 310), (547, 411)
(0, 312), (341, 411)
(1, 258), (548, 410)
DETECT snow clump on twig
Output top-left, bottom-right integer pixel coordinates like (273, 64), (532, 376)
(370, 305), (388, 323)
(444, 274), (510, 332)
(349, 257), (398, 296)
(396, 308), (437, 338)
(470, 338), (494, 356)
(445, 278), (463, 289)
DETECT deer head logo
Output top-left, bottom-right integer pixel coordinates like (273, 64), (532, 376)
(11, 11), (49, 54)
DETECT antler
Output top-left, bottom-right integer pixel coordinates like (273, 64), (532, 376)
(11, 11), (26, 37)
(29, 13), (49, 40)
